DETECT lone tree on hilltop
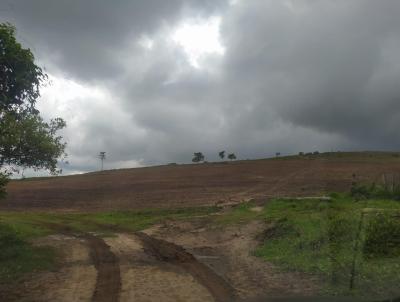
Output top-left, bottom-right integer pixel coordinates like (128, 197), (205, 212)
(219, 151), (225, 160)
(192, 152), (205, 163)
(0, 23), (67, 197)
(228, 153), (236, 161)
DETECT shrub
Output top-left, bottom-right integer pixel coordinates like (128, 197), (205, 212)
(350, 183), (372, 200)
(327, 215), (354, 242)
(363, 213), (400, 258)
(0, 224), (26, 261)
(350, 182), (400, 201)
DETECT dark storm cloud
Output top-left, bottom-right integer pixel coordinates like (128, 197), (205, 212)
(3, 0), (400, 175)
(3, 0), (227, 80)
(221, 0), (400, 148)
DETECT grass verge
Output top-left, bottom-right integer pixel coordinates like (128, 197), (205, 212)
(0, 223), (56, 284)
(254, 195), (400, 299)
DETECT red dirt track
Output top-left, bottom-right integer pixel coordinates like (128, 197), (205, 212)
(2, 153), (400, 211)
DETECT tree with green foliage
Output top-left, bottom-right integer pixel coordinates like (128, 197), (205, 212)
(192, 152), (205, 163)
(0, 173), (7, 198)
(218, 150), (225, 160)
(0, 23), (66, 196)
(228, 153), (236, 161)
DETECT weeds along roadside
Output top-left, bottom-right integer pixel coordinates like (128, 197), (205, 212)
(255, 194), (400, 298)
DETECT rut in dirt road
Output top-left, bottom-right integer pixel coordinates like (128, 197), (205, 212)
(84, 234), (121, 302)
(41, 223), (122, 302)
(136, 232), (236, 302)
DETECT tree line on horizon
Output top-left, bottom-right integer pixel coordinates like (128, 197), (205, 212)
(192, 151), (236, 163)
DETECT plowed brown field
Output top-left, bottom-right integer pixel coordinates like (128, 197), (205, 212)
(2, 153), (400, 211)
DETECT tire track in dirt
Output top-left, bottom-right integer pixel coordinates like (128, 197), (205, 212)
(136, 232), (236, 302)
(84, 234), (121, 302)
(39, 223), (121, 302)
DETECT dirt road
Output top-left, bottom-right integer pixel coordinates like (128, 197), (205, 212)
(10, 215), (318, 302)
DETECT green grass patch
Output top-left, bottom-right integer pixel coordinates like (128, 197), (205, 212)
(255, 195), (400, 299)
(215, 202), (265, 225)
(0, 206), (218, 237)
(57, 206), (218, 234)
(0, 223), (56, 283)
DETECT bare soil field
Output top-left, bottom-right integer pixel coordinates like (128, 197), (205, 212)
(2, 153), (400, 301)
(2, 152), (400, 211)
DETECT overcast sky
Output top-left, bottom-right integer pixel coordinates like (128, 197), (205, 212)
(2, 0), (400, 175)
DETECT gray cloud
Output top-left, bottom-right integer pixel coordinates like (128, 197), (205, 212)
(4, 0), (400, 175)
(4, 0), (227, 80)
(221, 0), (400, 147)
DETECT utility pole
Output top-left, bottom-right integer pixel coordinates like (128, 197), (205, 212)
(98, 152), (106, 171)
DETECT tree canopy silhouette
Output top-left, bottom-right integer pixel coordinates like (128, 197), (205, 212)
(228, 153), (236, 161)
(0, 23), (66, 196)
(192, 152), (205, 163)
